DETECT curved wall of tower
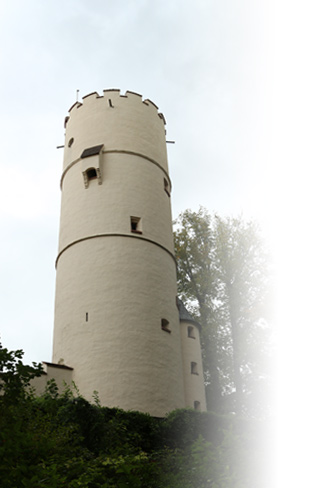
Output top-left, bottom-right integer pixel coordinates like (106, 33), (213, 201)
(52, 90), (185, 417)
(180, 320), (207, 411)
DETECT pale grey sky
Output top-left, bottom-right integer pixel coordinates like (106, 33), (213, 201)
(0, 0), (323, 347)
(0, 0), (274, 365)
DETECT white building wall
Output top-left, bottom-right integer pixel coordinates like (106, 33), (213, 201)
(30, 363), (73, 396)
(52, 90), (185, 417)
(180, 321), (207, 411)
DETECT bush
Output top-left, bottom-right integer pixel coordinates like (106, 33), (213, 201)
(0, 344), (272, 487)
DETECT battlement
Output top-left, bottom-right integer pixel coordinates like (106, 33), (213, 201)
(66, 89), (166, 126)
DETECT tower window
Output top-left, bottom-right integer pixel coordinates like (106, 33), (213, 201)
(164, 178), (170, 196)
(194, 401), (201, 411)
(83, 167), (102, 188)
(191, 362), (198, 375)
(161, 319), (171, 333)
(68, 137), (74, 147)
(130, 217), (142, 234)
(86, 168), (97, 180)
(187, 326), (195, 339)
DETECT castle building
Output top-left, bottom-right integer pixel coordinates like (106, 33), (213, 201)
(34, 90), (206, 417)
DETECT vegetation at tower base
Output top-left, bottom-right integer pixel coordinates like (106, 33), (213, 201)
(0, 342), (43, 403)
(0, 344), (271, 487)
(174, 208), (273, 418)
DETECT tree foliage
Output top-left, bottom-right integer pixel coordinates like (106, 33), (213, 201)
(174, 208), (273, 417)
(0, 343), (271, 487)
(0, 342), (43, 403)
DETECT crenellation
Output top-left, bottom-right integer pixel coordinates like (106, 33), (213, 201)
(103, 88), (121, 94)
(158, 113), (166, 125)
(125, 90), (143, 99)
(68, 101), (82, 113)
(143, 98), (159, 110)
(82, 91), (100, 101)
(67, 90), (164, 123)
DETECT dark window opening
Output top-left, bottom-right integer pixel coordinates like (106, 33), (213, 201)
(194, 401), (201, 411)
(164, 178), (170, 196)
(161, 318), (171, 333)
(191, 362), (198, 375)
(86, 168), (97, 180)
(188, 326), (195, 339)
(130, 217), (142, 234)
(86, 312), (88, 322)
(68, 137), (74, 147)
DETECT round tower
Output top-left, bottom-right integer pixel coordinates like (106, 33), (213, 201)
(52, 90), (185, 416)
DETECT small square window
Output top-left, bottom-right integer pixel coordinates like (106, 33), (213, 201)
(86, 168), (97, 180)
(161, 318), (171, 333)
(191, 362), (198, 375)
(83, 167), (101, 189)
(164, 178), (170, 196)
(130, 217), (142, 234)
(187, 326), (195, 339)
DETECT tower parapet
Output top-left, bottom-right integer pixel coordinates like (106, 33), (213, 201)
(63, 90), (168, 179)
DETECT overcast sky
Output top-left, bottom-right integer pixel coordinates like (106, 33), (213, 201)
(0, 0), (273, 364)
(1, 0), (325, 483)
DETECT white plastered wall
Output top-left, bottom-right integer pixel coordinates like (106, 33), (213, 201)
(52, 90), (185, 417)
(53, 238), (184, 416)
(29, 363), (73, 396)
(180, 321), (207, 411)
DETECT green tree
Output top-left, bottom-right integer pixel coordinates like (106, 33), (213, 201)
(174, 208), (273, 416)
(0, 342), (43, 403)
(0, 342), (267, 487)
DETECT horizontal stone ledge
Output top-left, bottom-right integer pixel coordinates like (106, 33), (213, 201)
(55, 233), (176, 268)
